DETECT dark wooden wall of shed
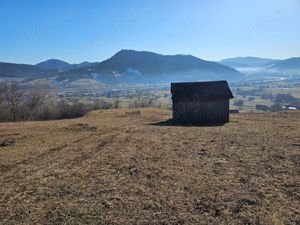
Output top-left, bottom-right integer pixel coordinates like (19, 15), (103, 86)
(172, 99), (229, 124)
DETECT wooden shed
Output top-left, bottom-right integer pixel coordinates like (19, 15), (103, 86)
(171, 80), (234, 124)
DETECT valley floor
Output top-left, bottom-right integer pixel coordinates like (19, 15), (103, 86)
(0, 109), (299, 224)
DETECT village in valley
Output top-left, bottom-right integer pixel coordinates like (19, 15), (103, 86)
(22, 77), (300, 114)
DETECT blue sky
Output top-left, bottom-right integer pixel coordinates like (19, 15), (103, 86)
(0, 0), (299, 64)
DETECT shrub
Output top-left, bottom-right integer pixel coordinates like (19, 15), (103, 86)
(270, 103), (282, 112)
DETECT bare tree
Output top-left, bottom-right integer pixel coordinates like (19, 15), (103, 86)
(94, 99), (112, 109)
(0, 82), (5, 103)
(27, 82), (46, 119)
(4, 81), (23, 121)
(113, 96), (120, 109)
(234, 99), (244, 109)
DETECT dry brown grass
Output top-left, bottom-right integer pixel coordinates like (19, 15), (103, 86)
(0, 108), (299, 225)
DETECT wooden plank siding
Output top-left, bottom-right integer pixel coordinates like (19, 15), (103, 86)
(172, 99), (229, 124)
(171, 81), (233, 124)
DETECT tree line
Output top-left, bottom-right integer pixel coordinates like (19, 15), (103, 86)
(0, 81), (97, 122)
(0, 81), (163, 122)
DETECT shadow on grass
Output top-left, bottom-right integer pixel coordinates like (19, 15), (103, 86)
(150, 119), (226, 127)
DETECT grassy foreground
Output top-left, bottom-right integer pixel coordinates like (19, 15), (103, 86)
(0, 108), (299, 225)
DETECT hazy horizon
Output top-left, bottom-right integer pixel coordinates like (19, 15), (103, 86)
(1, 0), (300, 64)
(1, 49), (299, 66)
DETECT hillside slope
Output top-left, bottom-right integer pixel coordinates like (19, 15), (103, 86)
(36, 59), (72, 71)
(0, 109), (299, 224)
(0, 62), (46, 78)
(269, 57), (300, 71)
(219, 56), (278, 68)
(55, 50), (244, 83)
(220, 56), (300, 79)
(36, 59), (99, 72)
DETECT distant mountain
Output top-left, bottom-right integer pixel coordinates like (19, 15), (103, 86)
(2, 53), (299, 83)
(73, 61), (99, 69)
(36, 59), (71, 71)
(0, 59), (99, 80)
(55, 50), (244, 83)
(219, 56), (300, 80)
(0, 62), (46, 78)
(219, 57), (278, 68)
(36, 59), (99, 72)
(269, 57), (300, 70)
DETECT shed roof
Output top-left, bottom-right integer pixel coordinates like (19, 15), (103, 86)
(171, 80), (234, 100)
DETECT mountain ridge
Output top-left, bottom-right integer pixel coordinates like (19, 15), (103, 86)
(2, 51), (300, 83)
(36, 59), (71, 71)
(54, 49), (244, 83)
(219, 56), (300, 78)
(36, 59), (98, 71)
(219, 56), (279, 68)
(0, 62), (46, 78)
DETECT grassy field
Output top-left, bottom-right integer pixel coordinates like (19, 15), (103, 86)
(0, 109), (299, 224)
(230, 97), (273, 112)
(269, 88), (300, 98)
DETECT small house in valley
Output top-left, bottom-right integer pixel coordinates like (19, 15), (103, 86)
(171, 80), (234, 124)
